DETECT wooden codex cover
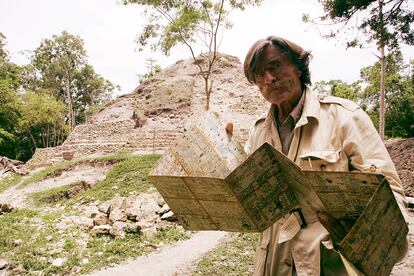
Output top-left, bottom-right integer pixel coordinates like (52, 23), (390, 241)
(149, 113), (408, 276)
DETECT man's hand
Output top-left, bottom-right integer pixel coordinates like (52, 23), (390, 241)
(225, 122), (233, 136)
(316, 211), (356, 246)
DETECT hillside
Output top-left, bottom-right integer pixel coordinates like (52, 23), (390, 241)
(27, 54), (267, 168)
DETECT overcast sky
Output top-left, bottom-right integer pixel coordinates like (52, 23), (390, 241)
(1, 0), (413, 95)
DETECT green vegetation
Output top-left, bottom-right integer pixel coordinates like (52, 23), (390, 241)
(0, 173), (22, 193)
(0, 31), (118, 161)
(192, 233), (258, 275)
(0, 154), (190, 275)
(19, 161), (71, 188)
(69, 154), (160, 203)
(29, 182), (80, 207)
(313, 51), (414, 138)
(0, 209), (188, 275)
(23, 153), (159, 207)
(19, 151), (134, 189)
(304, 0), (413, 139)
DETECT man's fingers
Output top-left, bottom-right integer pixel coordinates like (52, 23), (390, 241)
(225, 122), (233, 135)
(316, 211), (347, 245)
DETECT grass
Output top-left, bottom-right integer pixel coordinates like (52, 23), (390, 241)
(0, 153), (187, 275)
(0, 209), (189, 275)
(29, 181), (83, 207)
(19, 161), (72, 188)
(26, 154), (160, 208)
(18, 151), (134, 189)
(191, 233), (258, 275)
(141, 79), (191, 111)
(0, 154), (189, 275)
(0, 173), (22, 193)
(67, 154), (160, 203)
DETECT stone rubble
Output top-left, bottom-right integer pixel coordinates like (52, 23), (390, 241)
(78, 193), (175, 238)
(51, 258), (66, 267)
(0, 260), (8, 270)
(0, 202), (15, 214)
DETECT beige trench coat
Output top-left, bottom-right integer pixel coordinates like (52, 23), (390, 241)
(244, 89), (408, 276)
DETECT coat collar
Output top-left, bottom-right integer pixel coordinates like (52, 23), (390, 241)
(295, 88), (320, 128)
(262, 87), (320, 130)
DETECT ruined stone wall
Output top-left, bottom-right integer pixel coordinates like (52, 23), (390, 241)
(26, 53), (262, 168)
(64, 120), (136, 145)
(27, 121), (250, 168)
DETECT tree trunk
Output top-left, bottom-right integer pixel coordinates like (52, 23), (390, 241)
(378, 0), (385, 140)
(28, 130), (37, 150)
(204, 77), (210, 110)
(66, 78), (75, 131)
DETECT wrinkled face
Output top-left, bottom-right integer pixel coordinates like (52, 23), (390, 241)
(255, 44), (302, 106)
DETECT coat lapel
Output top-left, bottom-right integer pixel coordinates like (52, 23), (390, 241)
(288, 89), (320, 161)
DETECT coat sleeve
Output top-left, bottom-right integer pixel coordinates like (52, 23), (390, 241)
(244, 126), (255, 155)
(341, 108), (408, 261)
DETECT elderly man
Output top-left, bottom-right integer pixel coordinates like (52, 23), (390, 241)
(242, 36), (408, 275)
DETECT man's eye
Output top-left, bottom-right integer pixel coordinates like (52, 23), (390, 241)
(267, 61), (281, 71)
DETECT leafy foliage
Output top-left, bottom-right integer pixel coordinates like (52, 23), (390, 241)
(360, 52), (414, 137)
(138, 58), (161, 83)
(306, 0), (413, 139)
(73, 65), (119, 123)
(25, 31), (118, 128)
(0, 32), (119, 161)
(307, 0), (413, 50)
(18, 92), (69, 150)
(313, 79), (362, 102)
(313, 51), (414, 137)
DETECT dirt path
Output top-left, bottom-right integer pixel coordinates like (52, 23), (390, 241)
(88, 231), (228, 276)
(0, 164), (110, 209)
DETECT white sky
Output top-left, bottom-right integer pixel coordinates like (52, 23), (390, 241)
(0, 0), (413, 95)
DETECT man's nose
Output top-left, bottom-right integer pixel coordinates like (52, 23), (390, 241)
(263, 70), (276, 84)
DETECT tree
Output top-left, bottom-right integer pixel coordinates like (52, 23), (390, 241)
(27, 31), (117, 129)
(0, 33), (8, 63)
(0, 33), (22, 159)
(138, 58), (161, 83)
(18, 92), (69, 151)
(313, 79), (362, 103)
(314, 51), (414, 138)
(360, 51), (414, 137)
(0, 81), (20, 158)
(123, 0), (263, 110)
(73, 65), (118, 124)
(29, 31), (86, 130)
(305, 0), (414, 139)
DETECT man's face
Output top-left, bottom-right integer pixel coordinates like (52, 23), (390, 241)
(255, 44), (302, 106)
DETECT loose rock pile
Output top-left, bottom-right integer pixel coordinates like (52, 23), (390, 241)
(78, 193), (176, 239)
(0, 202), (15, 215)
